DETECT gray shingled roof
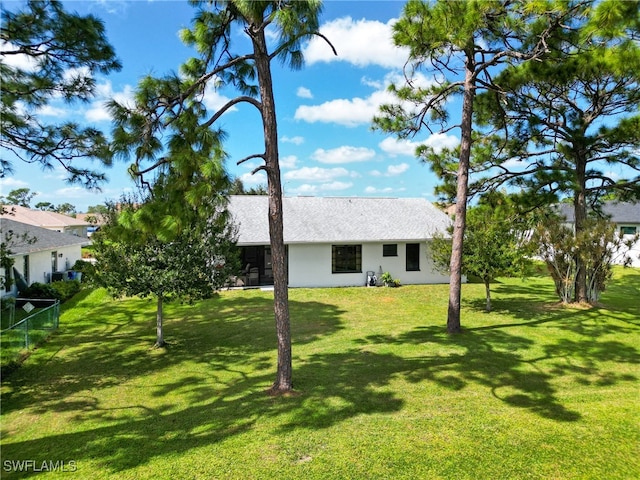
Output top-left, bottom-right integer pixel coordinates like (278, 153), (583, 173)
(1, 218), (89, 255)
(228, 196), (452, 245)
(556, 201), (640, 223)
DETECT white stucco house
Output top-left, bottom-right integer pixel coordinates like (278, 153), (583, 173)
(0, 218), (89, 297)
(556, 201), (640, 267)
(228, 196), (452, 288)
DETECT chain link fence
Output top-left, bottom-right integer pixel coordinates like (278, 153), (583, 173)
(1, 299), (60, 367)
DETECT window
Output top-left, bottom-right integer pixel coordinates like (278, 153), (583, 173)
(383, 244), (398, 257)
(23, 256), (30, 284)
(332, 245), (362, 273)
(406, 243), (420, 271)
(621, 226), (637, 235)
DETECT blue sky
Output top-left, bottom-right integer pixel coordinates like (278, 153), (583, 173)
(1, 0), (461, 212)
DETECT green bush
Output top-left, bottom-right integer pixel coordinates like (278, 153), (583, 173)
(22, 281), (80, 302)
(72, 259), (96, 285)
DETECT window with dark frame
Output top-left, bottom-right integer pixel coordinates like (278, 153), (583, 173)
(23, 255), (29, 284)
(332, 245), (362, 273)
(621, 226), (637, 235)
(406, 243), (420, 271)
(383, 244), (398, 257)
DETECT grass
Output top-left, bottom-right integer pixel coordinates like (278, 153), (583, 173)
(1, 268), (639, 479)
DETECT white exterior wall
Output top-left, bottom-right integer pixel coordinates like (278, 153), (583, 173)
(6, 246), (83, 292)
(615, 227), (640, 268)
(287, 242), (450, 288)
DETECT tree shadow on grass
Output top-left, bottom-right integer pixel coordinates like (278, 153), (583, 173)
(0, 294), (345, 417)
(1, 350), (410, 476)
(463, 274), (640, 338)
(357, 322), (638, 423)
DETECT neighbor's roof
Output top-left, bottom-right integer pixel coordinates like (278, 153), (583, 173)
(556, 201), (640, 224)
(1, 205), (89, 229)
(228, 196), (452, 245)
(0, 218), (89, 255)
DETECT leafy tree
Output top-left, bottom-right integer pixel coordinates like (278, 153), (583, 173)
(86, 204), (108, 215)
(530, 211), (637, 304)
(374, 0), (575, 332)
(471, 0), (639, 302)
(93, 193), (239, 348)
(1, 188), (36, 207)
(109, 0), (333, 393)
(430, 193), (531, 312)
(0, 0), (121, 187)
(228, 177), (268, 195)
(55, 202), (76, 217)
(35, 202), (55, 211)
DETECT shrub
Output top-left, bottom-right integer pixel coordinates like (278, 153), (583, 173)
(22, 281), (80, 303)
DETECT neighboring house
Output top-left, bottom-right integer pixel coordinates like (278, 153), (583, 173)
(228, 196), (452, 288)
(0, 218), (89, 297)
(556, 201), (640, 267)
(1, 205), (90, 238)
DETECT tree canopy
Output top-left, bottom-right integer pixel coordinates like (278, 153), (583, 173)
(470, 0), (639, 301)
(374, 0), (577, 332)
(0, 0), (121, 188)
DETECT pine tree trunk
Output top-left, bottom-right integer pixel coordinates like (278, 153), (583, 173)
(574, 157), (588, 303)
(155, 295), (165, 348)
(447, 58), (475, 334)
(252, 28), (292, 393)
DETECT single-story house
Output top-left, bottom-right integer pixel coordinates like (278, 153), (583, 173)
(1, 205), (90, 238)
(0, 217), (89, 297)
(556, 201), (640, 267)
(227, 196), (452, 288)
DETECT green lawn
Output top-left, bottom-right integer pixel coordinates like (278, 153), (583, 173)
(1, 268), (639, 479)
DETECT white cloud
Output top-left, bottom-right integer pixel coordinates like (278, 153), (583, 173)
(281, 135), (305, 145)
(86, 82), (135, 122)
(379, 133), (459, 157)
(501, 158), (530, 170)
(311, 146), (375, 164)
(239, 170), (267, 186)
(0, 41), (39, 71)
(202, 82), (236, 113)
(296, 87), (313, 99)
(364, 186), (407, 195)
(370, 163), (410, 177)
(279, 155), (298, 169)
(284, 166), (350, 182)
(0, 177), (29, 190)
(295, 71), (437, 127)
(303, 17), (409, 68)
(38, 105), (68, 118)
(387, 163), (410, 175)
(294, 89), (396, 127)
(288, 181), (353, 194)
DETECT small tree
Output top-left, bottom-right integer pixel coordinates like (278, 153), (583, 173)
(430, 196), (531, 312)
(93, 194), (238, 347)
(530, 212), (638, 303)
(531, 215), (578, 303)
